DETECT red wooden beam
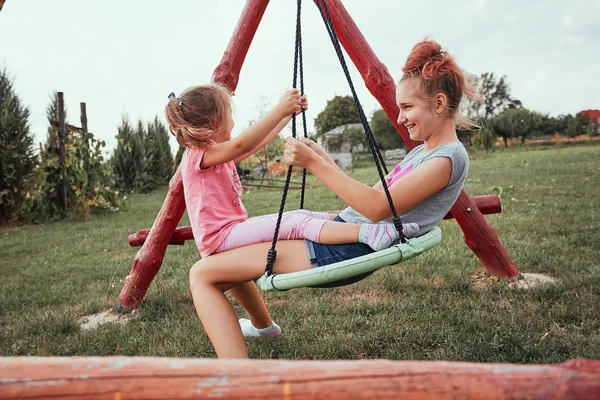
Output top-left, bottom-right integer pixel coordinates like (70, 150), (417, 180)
(112, 0), (271, 314)
(128, 194), (502, 248)
(1, 357), (598, 399)
(313, 0), (519, 278)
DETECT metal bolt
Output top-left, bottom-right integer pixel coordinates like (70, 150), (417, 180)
(467, 207), (472, 212)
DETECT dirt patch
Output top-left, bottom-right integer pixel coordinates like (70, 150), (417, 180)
(468, 267), (558, 290)
(0, 221), (23, 230)
(77, 309), (139, 330)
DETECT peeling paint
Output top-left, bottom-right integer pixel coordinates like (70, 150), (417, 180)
(168, 361), (186, 370)
(106, 358), (135, 370)
(24, 379), (67, 386)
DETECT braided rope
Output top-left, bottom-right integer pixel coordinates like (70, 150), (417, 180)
(315, 0), (405, 242)
(265, 0), (306, 277)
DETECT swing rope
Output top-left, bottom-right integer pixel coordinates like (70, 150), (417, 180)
(265, 0), (307, 276)
(315, 0), (405, 237)
(264, 0), (406, 278)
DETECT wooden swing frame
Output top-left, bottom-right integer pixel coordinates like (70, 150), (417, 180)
(113, 0), (520, 314)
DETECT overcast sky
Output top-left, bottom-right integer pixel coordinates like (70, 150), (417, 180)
(1, 0), (598, 156)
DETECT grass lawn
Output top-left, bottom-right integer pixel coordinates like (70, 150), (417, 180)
(1, 143), (599, 362)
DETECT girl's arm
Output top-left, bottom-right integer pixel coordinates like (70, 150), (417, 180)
(201, 90), (302, 169)
(284, 137), (452, 222)
(233, 115), (292, 163)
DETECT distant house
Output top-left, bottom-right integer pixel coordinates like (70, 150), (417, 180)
(317, 123), (365, 154)
(316, 123), (365, 170)
(578, 109), (600, 134)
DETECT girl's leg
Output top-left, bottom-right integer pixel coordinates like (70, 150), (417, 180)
(216, 212), (420, 254)
(228, 282), (281, 338)
(252, 210), (333, 221)
(216, 213), (329, 252)
(189, 240), (311, 358)
(228, 281), (271, 329)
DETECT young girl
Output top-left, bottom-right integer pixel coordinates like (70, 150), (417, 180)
(186, 38), (481, 358)
(164, 85), (419, 263)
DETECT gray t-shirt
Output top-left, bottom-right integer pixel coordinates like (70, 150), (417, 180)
(339, 140), (469, 234)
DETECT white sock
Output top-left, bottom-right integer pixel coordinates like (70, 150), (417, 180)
(239, 318), (281, 338)
(359, 223), (420, 251)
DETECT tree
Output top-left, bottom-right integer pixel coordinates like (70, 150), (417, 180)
(370, 109), (404, 150)
(488, 108), (543, 146)
(0, 68), (37, 222)
(465, 73), (521, 121)
(313, 95), (360, 137)
(145, 117), (174, 186)
(112, 117), (150, 193)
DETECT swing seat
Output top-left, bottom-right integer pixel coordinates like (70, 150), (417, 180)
(255, 226), (442, 292)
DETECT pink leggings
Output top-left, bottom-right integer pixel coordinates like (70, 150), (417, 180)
(214, 210), (332, 254)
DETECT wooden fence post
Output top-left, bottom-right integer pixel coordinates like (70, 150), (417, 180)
(56, 92), (68, 218)
(80, 102), (87, 131)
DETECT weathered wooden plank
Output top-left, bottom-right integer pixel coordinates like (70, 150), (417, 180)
(1, 357), (598, 399)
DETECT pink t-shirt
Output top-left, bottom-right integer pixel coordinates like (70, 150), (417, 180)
(180, 147), (248, 257)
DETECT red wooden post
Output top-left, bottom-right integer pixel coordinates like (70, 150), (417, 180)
(112, 0), (271, 314)
(1, 357), (599, 399)
(314, 0), (519, 278)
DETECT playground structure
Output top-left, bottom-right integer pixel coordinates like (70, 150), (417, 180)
(0, 1), (597, 398)
(114, 0), (520, 314)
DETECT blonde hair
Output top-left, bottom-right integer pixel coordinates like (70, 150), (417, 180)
(400, 38), (482, 130)
(165, 84), (232, 148)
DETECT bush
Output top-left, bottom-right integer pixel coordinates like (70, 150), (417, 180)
(471, 128), (496, 151)
(20, 93), (120, 222)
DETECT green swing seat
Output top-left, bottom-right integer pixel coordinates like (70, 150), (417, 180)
(255, 226), (442, 292)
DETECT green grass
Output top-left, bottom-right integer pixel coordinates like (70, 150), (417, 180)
(1, 144), (599, 362)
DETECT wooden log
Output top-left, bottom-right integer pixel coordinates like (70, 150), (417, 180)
(128, 194), (502, 248)
(1, 357), (598, 399)
(442, 194), (500, 219)
(56, 92), (68, 219)
(313, 0), (416, 149)
(112, 0), (271, 314)
(112, 170), (187, 314)
(315, 0), (519, 278)
(212, 0), (271, 89)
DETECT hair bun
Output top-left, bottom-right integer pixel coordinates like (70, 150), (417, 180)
(402, 38), (452, 79)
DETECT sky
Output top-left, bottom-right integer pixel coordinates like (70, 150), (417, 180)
(1, 0), (598, 156)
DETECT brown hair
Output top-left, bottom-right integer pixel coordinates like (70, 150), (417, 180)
(165, 84), (232, 148)
(400, 38), (482, 129)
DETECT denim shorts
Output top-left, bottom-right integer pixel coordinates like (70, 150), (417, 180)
(304, 216), (374, 268)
